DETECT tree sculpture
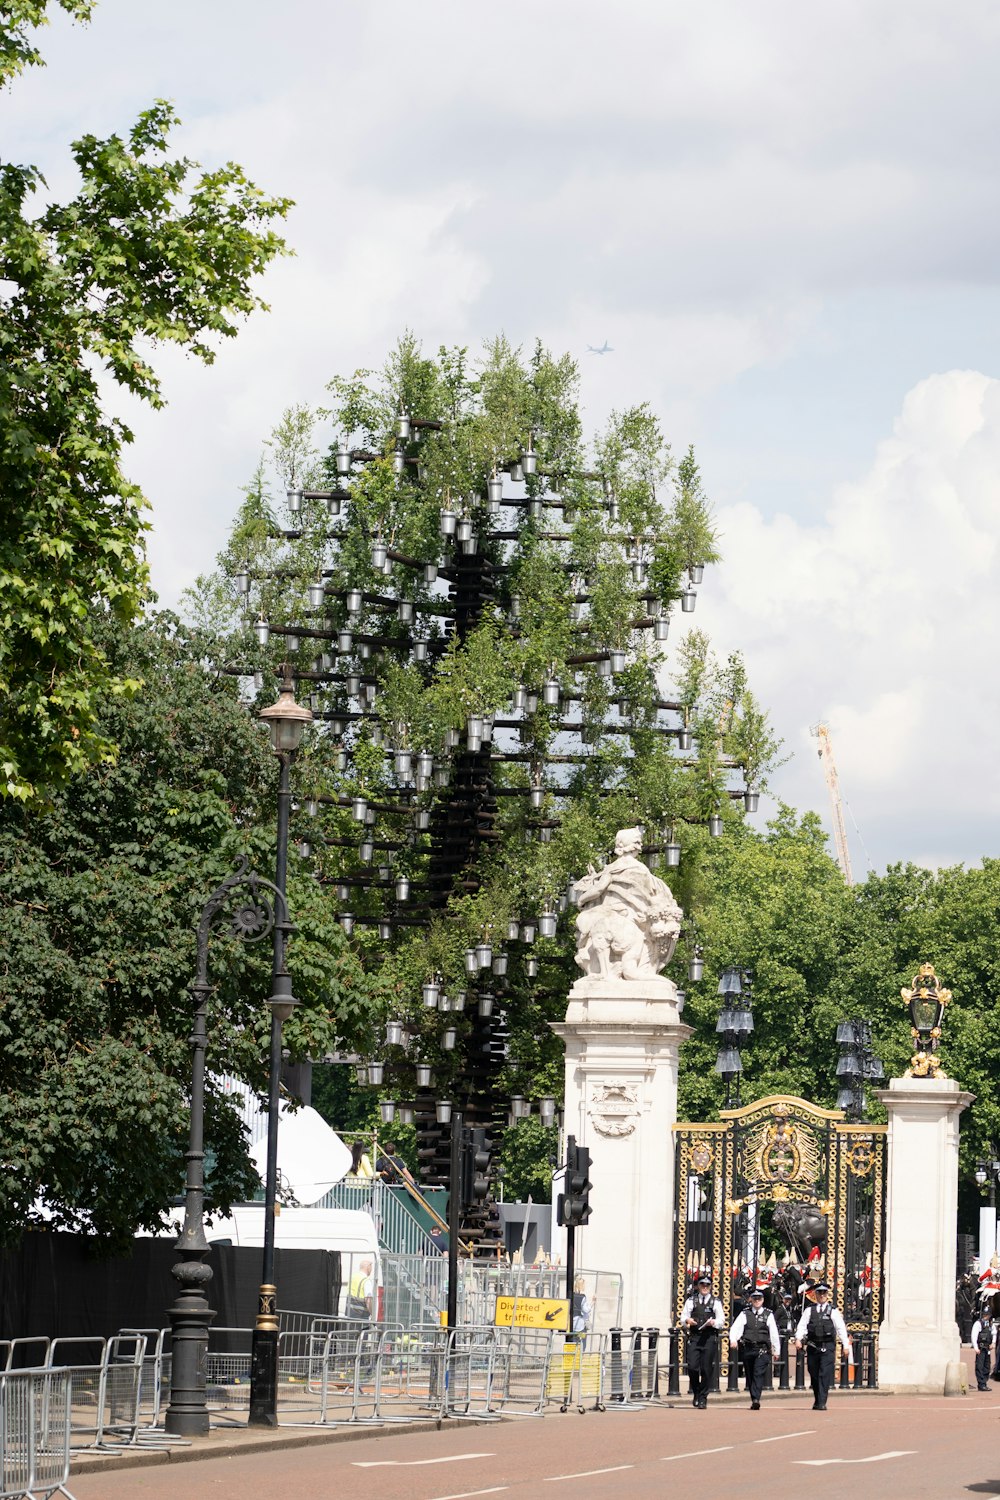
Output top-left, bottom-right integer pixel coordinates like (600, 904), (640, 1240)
(201, 335), (781, 1233)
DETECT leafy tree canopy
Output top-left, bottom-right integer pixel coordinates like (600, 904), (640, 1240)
(0, 613), (367, 1249)
(183, 335), (784, 1132)
(0, 2), (290, 803)
(678, 810), (1000, 1228)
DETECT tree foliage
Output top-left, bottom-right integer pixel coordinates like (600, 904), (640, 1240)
(0, 5), (290, 803)
(0, 614), (367, 1248)
(186, 335), (783, 1133)
(678, 812), (1000, 1227)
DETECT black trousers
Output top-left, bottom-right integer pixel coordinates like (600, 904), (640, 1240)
(687, 1335), (718, 1404)
(741, 1342), (770, 1404)
(976, 1348), (993, 1389)
(806, 1343), (836, 1408)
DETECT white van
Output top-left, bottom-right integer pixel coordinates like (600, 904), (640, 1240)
(168, 1205), (383, 1321)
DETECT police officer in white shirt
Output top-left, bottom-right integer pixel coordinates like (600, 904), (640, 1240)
(729, 1287), (781, 1409)
(971, 1310), (997, 1391)
(680, 1274), (726, 1409)
(794, 1281), (852, 1410)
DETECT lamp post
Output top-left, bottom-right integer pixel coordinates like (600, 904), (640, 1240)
(164, 857), (289, 1437)
(714, 966), (753, 1108)
(834, 1019), (884, 1122)
(976, 1156), (1000, 1209)
(248, 674), (312, 1427)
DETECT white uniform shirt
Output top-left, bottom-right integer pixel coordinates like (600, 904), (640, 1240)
(681, 1294), (725, 1329)
(972, 1320), (997, 1350)
(730, 1306), (781, 1357)
(794, 1301), (851, 1351)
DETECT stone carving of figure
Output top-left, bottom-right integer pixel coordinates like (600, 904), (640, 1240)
(573, 827), (683, 981)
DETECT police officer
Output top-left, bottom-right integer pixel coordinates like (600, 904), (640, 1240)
(681, 1273), (725, 1409)
(971, 1308), (997, 1391)
(729, 1287), (781, 1409)
(794, 1281), (852, 1411)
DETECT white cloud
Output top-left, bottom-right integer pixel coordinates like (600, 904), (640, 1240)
(7, 0), (1000, 871)
(697, 370), (1000, 868)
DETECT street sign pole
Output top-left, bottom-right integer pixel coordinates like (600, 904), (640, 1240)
(447, 1109), (463, 1330)
(565, 1135), (576, 1336)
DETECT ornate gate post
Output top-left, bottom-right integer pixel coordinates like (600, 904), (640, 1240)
(877, 965), (973, 1393)
(551, 829), (692, 1336)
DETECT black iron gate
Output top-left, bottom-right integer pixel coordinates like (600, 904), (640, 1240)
(673, 1096), (886, 1361)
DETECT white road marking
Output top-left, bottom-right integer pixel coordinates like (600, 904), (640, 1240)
(754, 1430), (815, 1443)
(428, 1490), (508, 1500)
(354, 1453), (495, 1468)
(661, 1446), (734, 1461)
(544, 1465), (634, 1481)
(795, 1450), (917, 1466)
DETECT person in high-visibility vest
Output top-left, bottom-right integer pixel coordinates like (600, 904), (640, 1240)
(348, 1257), (374, 1318)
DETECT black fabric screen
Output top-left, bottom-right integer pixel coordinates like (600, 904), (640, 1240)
(0, 1233), (341, 1343)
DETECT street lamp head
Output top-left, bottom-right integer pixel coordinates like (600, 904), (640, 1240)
(269, 972), (298, 1024)
(259, 674), (313, 754)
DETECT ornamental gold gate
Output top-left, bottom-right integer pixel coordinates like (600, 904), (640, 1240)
(672, 1096), (886, 1357)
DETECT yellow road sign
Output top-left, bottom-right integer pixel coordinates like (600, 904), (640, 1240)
(494, 1296), (570, 1331)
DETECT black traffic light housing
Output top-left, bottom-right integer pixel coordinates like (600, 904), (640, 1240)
(557, 1136), (592, 1228)
(461, 1126), (491, 1208)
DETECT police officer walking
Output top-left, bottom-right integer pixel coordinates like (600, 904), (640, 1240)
(681, 1273), (725, 1409)
(971, 1308), (997, 1391)
(729, 1287), (781, 1409)
(794, 1281), (852, 1411)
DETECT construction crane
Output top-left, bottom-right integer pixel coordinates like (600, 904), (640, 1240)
(810, 721), (854, 886)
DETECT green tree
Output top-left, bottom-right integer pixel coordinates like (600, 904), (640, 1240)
(0, 613), (365, 1248)
(0, 2), (290, 803)
(678, 808), (855, 1121)
(183, 335), (783, 1205)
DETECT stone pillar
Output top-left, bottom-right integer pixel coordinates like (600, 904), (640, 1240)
(551, 976), (691, 1335)
(876, 1075), (973, 1392)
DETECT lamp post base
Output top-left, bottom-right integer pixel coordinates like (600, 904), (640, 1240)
(248, 1293), (279, 1427)
(163, 1256), (215, 1436)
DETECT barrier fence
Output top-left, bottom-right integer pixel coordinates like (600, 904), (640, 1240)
(0, 1368), (74, 1500)
(0, 1317), (881, 1483)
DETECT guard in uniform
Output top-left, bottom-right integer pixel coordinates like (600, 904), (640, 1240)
(971, 1309), (997, 1391)
(794, 1281), (851, 1410)
(681, 1273), (725, 1409)
(729, 1287), (781, 1409)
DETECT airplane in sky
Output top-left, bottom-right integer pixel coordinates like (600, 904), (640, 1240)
(586, 341), (614, 354)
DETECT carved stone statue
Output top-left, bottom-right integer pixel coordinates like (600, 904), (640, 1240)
(573, 828), (683, 981)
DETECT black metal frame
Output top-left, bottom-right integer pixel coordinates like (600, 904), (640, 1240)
(672, 1094), (887, 1385)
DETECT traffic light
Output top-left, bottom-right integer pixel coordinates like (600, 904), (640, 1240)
(557, 1137), (592, 1228)
(461, 1126), (492, 1208)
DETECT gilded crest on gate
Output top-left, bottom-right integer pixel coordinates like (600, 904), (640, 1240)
(847, 1141), (876, 1178)
(689, 1140), (714, 1174)
(746, 1107), (822, 1188)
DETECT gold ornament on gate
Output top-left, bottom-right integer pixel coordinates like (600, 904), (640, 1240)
(901, 963), (951, 1078)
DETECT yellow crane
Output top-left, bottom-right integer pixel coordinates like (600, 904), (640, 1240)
(810, 720), (854, 886)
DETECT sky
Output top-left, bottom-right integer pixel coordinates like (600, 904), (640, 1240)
(6, 0), (1000, 877)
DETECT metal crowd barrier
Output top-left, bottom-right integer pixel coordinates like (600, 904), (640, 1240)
(545, 1333), (606, 1413)
(0, 1368), (75, 1500)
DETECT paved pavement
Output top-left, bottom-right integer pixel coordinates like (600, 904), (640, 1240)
(69, 1389), (1000, 1500)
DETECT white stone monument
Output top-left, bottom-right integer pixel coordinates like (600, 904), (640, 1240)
(877, 965), (973, 1393)
(551, 829), (690, 1335)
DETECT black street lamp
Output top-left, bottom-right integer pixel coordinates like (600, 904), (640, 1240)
(834, 1019), (884, 1121)
(248, 674), (312, 1427)
(164, 857), (289, 1437)
(714, 966), (754, 1108)
(976, 1155), (1000, 1209)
